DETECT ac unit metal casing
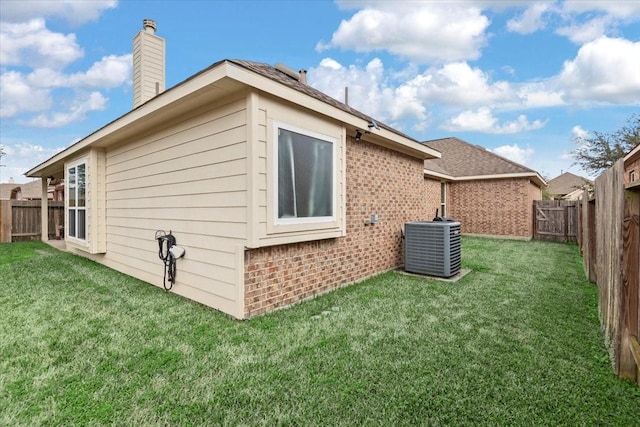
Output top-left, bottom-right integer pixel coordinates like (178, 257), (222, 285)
(404, 221), (462, 277)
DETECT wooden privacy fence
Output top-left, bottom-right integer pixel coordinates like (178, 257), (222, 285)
(0, 200), (64, 242)
(577, 157), (640, 385)
(533, 200), (578, 242)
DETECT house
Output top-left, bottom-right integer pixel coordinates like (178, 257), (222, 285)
(0, 180), (49, 200)
(26, 20), (440, 319)
(423, 137), (546, 239)
(546, 171), (592, 200)
(624, 144), (640, 188)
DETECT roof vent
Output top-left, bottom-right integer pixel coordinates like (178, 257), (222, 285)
(275, 63), (300, 81)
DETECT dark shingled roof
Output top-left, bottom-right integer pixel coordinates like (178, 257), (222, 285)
(227, 60), (419, 143)
(546, 172), (592, 196)
(423, 137), (539, 177)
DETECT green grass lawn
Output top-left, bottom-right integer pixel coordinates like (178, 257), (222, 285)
(1, 238), (638, 426)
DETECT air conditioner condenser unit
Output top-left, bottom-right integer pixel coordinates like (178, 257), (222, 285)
(404, 221), (461, 277)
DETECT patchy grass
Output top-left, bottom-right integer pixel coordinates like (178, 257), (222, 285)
(0, 238), (638, 426)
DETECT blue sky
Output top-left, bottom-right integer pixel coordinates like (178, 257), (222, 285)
(1, 0), (639, 183)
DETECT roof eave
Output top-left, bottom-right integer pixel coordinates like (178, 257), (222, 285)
(624, 144), (640, 163)
(424, 169), (547, 187)
(423, 169), (455, 181)
(27, 62), (233, 178)
(224, 63), (439, 159)
(27, 60), (439, 178)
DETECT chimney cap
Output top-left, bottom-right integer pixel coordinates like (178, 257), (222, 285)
(142, 19), (157, 34)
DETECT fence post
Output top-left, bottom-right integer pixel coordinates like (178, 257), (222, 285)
(0, 199), (11, 242)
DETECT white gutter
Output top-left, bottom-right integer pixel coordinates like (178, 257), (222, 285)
(424, 169), (547, 187)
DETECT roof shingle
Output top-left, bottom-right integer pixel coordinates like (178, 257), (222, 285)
(423, 137), (539, 177)
(546, 172), (592, 196)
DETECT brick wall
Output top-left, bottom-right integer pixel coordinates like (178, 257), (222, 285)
(244, 136), (432, 317)
(447, 178), (539, 238)
(424, 177), (442, 219)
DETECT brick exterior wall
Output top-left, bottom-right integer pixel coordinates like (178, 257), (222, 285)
(243, 136), (432, 317)
(447, 178), (540, 238)
(424, 177), (442, 219)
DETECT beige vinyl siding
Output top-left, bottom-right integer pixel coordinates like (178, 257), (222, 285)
(89, 148), (107, 253)
(101, 96), (248, 317)
(133, 30), (165, 108)
(251, 93), (346, 247)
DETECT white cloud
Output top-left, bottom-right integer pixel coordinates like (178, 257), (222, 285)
(317, 2), (490, 64)
(0, 0), (117, 25)
(25, 91), (107, 128)
(318, 57), (342, 71)
(559, 151), (574, 161)
(491, 144), (535, 165)
(0, 1), (124, 128)
(0, 71), (52, 118)
(556, 16), (613, 44)
(75, 54), (132, 87)
(309, 57), (428, 127)
(441, 107), (546, 134)
(0, 18), (83, 69)
(560, 1), (640, 19)
(0, 141), (65, 183)
(557, 37), (640, 104)
(309, 57), (568, 135)
(0, 53), (130, 119)
(414, 62), (513, 107)
(507, 2), (552, 34)
(26, 54), (132, 89)
(554, 2), (640, 43)
(571, 125), (590, 140)
(517, 84), (565, 108)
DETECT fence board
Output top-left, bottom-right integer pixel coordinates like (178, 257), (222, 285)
(578, 157), (640, 384)
(621, 188), (639, 379)
(578, 198), (597, 283)
(533, 200), (578, 242)
(6, 200), (64, 242)
(595, 159), (626, 377)
(0, 200), (11, 242)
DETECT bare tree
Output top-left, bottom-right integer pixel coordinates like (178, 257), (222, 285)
(572, 114), (640, 175)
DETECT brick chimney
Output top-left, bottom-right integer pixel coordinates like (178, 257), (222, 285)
(132, 19), (165, 108)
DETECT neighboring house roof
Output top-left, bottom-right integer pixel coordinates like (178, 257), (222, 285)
(422, 137), (546, 187)
(546, 172), (592, 196)
(27, 59), (439, 179)
(0, 180), (43, 200)
(562, 188), (586, 200)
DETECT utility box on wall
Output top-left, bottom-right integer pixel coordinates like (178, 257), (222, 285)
(405, 221), (461, 277)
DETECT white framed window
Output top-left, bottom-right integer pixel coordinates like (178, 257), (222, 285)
(67, 161), (87, 241)
(273, 122), (336, 225)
